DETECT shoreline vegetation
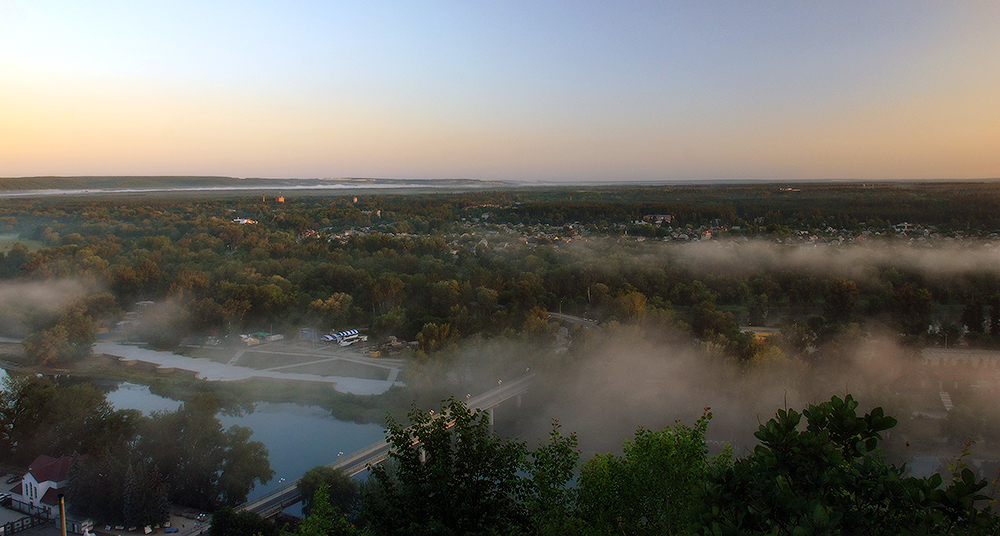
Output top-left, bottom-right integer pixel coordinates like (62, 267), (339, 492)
(0, 344), (402, 424)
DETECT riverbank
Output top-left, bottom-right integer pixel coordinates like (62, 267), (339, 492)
(94, 341), (403, 395)
(0, 341), (411, 424)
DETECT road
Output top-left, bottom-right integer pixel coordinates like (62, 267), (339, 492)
(239, 373), (535, 519)
(547, 312), (600, 329)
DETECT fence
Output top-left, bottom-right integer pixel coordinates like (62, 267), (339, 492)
(0, 514), (46, 536)
(8, 498), (51, 520)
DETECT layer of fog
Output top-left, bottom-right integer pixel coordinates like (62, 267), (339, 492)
(511, 322), (914, 457)
(567, 238), (1000, 289)
(671, 239), (1000, 284)
(0, 279), (88, 337)
(467, 238), (1000, 455)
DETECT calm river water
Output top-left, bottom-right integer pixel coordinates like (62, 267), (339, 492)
(103, 382), (387, 505)
(0, 368), (385, 510)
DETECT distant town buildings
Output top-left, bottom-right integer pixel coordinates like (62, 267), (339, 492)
(642, 214), (672, 225)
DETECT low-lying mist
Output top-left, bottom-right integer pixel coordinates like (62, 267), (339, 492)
(474, 320), (921, 457)
(565, 237), (1000, 290)
(0, 279), (88, 337)
(453, 237), (1000, 455)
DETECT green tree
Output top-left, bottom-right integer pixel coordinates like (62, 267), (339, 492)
(209, 506), (279, 536)
(0, 242), (28, 278)
(522, 306), (549, 337)
(578, 411), (724, 535)
(962, 296), (986, 335)
(525, 421), (587, 535)
(217, 425), (276, 506)
(22, 323), (70, 365)
(69, 449), (169, 528)
(416, 322), (456, 354)
(297, 483), (359, 536)
(824, 278), (858, 324)
(892, 283), (934, 336)
(309, 293), (355, 329)
(364, 398), (529, 536)
(689, 301), (739, 340)
(371, 306), (406, 338)
(140, 395), (273, 509)
(612, 291), (648, 321)
(696, 395), (1000, 535)
(0, 374), (138, 464)
(297, 466), (360, 518)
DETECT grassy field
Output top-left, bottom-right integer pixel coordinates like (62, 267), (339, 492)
(278, 359), (390, 380)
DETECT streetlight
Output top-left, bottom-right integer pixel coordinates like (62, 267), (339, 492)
(278, 478), (286, 509)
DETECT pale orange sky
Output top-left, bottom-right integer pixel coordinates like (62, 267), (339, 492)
(2, 2), (999, 182)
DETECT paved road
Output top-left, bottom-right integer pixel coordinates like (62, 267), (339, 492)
(94, 342), (402, 395)
(547, 312), (600, 329)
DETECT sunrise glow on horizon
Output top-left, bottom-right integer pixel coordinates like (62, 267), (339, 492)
(2, 2), (999, 182)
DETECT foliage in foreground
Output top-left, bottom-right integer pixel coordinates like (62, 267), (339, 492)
(363, 398), (530, 535)
(212, 395), (999, 535)
(698, 395), (999, 535)
(350, 396), (997, 536)
(296, 466), (360, 519)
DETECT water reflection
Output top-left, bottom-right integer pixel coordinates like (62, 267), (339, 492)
(103, 382), (385, 506)
(219, 403), (385, 502)
(105, 382), (182, 414)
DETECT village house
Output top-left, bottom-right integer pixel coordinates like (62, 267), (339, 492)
(10, 454), (72, 519)
(642, 214), (672, 225)
(9, 454), (93, 534)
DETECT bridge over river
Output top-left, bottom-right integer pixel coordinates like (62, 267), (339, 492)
(239, 373), (536, 519)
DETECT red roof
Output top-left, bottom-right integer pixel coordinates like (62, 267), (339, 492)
(27, 455), (74, 484)
(40, 487), (62, 507)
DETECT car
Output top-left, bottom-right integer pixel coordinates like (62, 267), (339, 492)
(5, 475), (19, 484)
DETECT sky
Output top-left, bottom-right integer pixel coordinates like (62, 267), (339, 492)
(1, 1), (999, 182)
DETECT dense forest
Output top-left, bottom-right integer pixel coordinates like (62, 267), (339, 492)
(2, 182), (1000, 365)
(4, 181), (1000, 533)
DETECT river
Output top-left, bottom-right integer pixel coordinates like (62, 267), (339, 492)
(103, 382), (386, 507)
(0, 369), (386, 513)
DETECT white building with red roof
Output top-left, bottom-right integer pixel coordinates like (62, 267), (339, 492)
(10, 454), (74, 519)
